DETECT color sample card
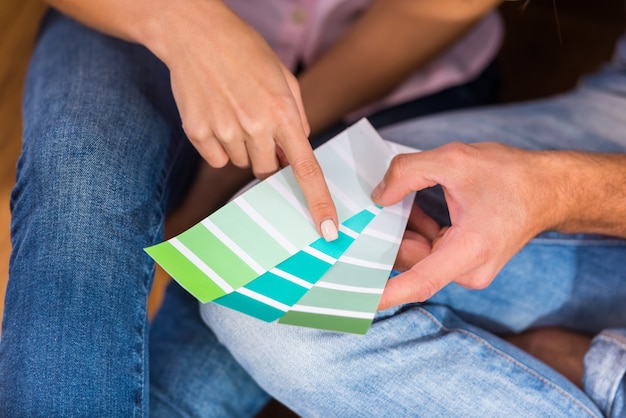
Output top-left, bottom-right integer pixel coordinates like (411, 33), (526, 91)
(146, 119), (390, 301)
(278, 196), (414, 334)
(212, 206), (381, 322)
(146, 119), (417, 334)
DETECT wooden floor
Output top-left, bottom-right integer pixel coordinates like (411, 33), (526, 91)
(1, 1), (624, 333)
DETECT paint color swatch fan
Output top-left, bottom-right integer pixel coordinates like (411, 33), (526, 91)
(145, 119), (416, 334)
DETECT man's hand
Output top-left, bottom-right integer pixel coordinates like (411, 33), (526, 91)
(372, 142), (560, 309)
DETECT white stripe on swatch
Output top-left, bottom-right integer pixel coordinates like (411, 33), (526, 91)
(302, 246), (336, 265)
(325, 178), (362, 214)
(338, 224), (358, 239)
(170, 238), (234, 293)
(266, 176), (313, 225)
(338, 255), (392, 271)
(237, 287), (288, 312)
(201, 219), (265, 274)
(328, 140), (379, 189)
(315, 281), (383, 294)
(362, 228), (402, 244)
(236, 197), (298, 255)
(269, 268), (313, 289)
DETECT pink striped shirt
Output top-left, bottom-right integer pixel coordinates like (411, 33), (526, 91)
(226, 0), (503, 120)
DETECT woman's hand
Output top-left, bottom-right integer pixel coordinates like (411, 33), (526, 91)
(41, 0), (338, 239)
(150, 0), (338, 239)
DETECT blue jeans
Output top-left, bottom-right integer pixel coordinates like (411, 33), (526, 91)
(201, 65), (626, 417)
(0, 11), (498, 417)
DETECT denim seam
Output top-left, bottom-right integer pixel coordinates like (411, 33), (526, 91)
(596, 332), (626, 347)
(146, 130), (188, 245)
(415, 306), (599, 418)
(143, 135), (190, 417)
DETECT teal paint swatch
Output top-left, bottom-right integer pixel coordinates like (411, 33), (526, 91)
(278, 197), (414, 334)
(213, 207), (378, 322)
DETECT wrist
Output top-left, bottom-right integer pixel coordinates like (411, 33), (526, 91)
(516, 150), (580, 236)
(538, 150), (614, 234)
(135, 0), (225, 67)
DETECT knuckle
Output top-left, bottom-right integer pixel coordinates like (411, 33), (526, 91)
(232, 157), (250, 169)
(271, 96), (295, 119)
(241, 117), (267, 140)
(252, 162), (278, 179)
(309, 198), (335, 217)
(440, 142), (475, 166)
(388, 154), (411, 180)
(291, 157), (322, 183)
(460, 235), (492, 273)
(461, 272), (491, 290)
(403, 269), (438, 302)
(470, 241), (491, 266)
(214, 124), (239, 146)
(205, 152), (229, 168)
(183, 118), (211, 143)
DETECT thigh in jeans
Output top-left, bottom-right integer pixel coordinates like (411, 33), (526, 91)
(0, 11), (193, 417)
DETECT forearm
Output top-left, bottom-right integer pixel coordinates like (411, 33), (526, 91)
(41, 0), (227, 66)
(299, 0), (500, 136)
(544, 151), (626, 238)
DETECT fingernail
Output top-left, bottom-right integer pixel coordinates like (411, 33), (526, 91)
(371, 180), (385, 200)
(320, 219), (338, 242)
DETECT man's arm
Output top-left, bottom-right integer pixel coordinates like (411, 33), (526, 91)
(371, 142), (626, 309)
(549, 151), (626, 237)
(299, 0), (501, 136)
(41, 0), (339, 240)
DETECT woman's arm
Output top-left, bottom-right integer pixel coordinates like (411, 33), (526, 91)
(299, 0), (501, 136)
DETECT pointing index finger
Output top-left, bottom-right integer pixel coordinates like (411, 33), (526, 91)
(275, 122), (338, 242)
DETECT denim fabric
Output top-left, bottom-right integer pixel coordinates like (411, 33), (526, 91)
(202, 65), (626, 417)
(0, 10), (500, 417)
(0, 11), (265, 417)
(584, 329), (626, 418)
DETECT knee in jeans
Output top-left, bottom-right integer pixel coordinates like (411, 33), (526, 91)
(215, 320), (346, 394)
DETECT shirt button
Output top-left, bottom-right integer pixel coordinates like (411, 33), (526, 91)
(291, 8), (307, 25)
